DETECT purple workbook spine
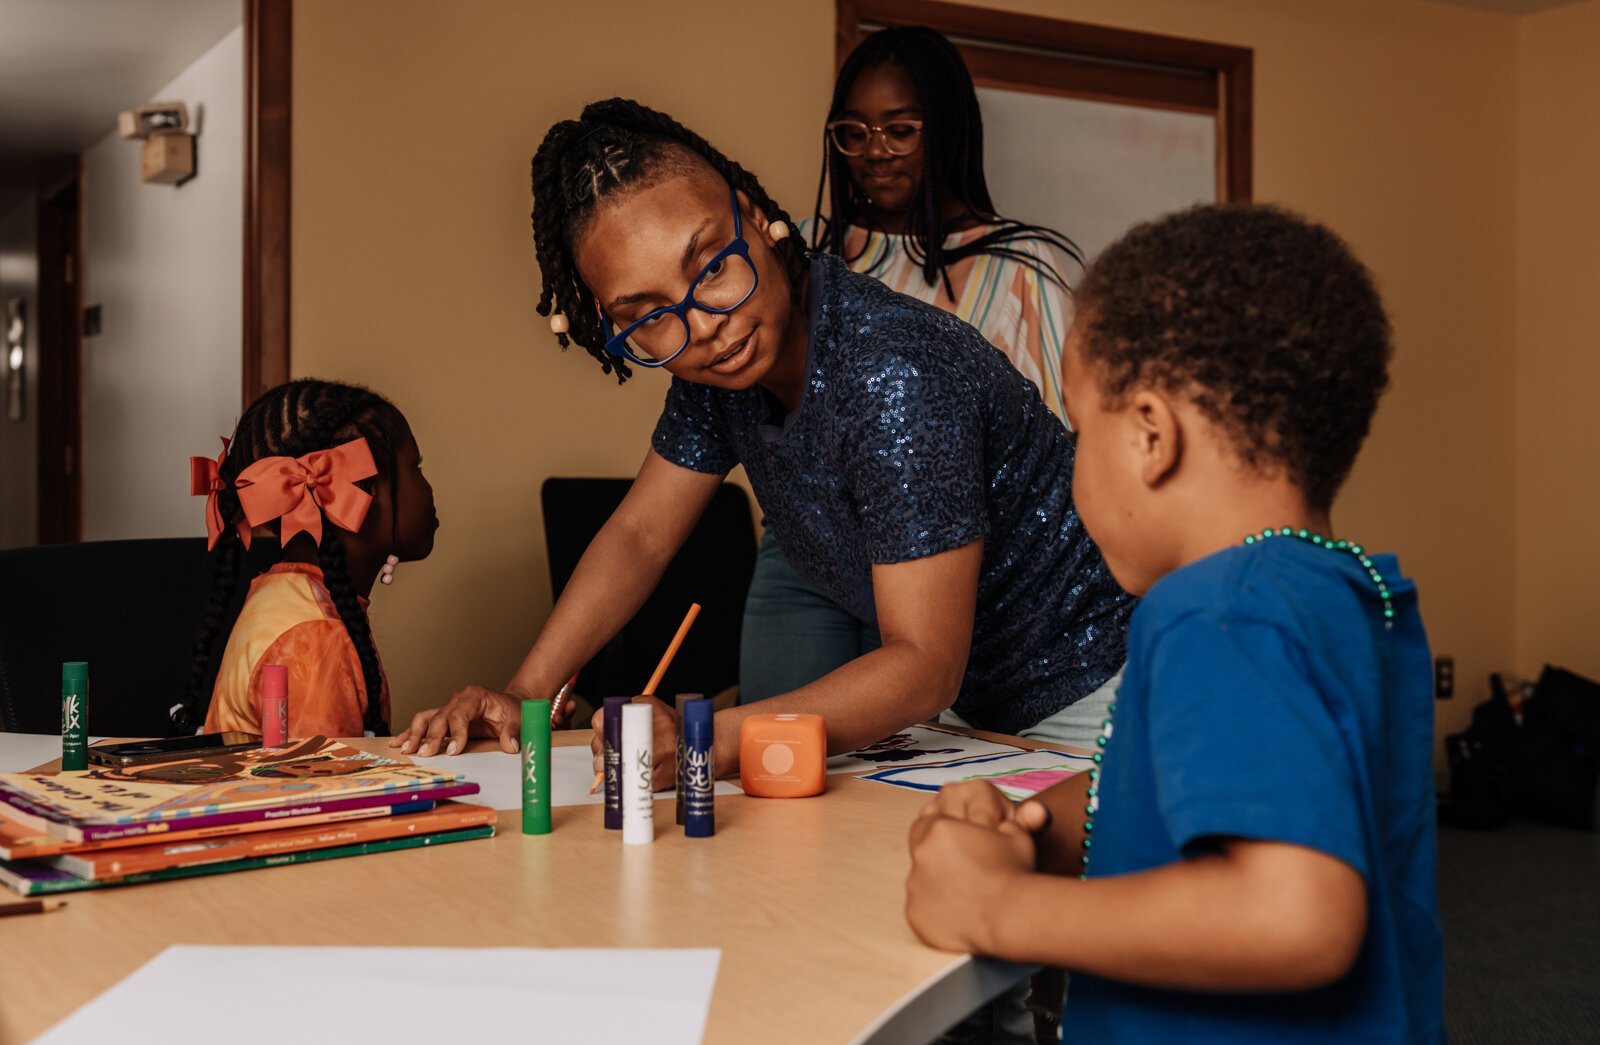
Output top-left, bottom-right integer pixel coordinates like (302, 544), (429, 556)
(69, 782), (482, 841)
(0, 788), (73, 828)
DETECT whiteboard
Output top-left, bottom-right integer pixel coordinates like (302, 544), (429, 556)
(976, 86), (1217, 266)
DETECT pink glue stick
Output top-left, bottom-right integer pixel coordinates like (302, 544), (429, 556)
(261, 665), (288, 747)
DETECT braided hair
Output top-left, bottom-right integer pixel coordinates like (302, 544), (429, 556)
(811, 25), (1081, 295)
(177, 380), (405, 736)
(531, 97), (809, 384)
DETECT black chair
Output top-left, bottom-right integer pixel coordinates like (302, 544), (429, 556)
(541, 478), (756, 703)
(0, 538), (281, 736)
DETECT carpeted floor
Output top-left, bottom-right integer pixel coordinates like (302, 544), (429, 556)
(1439, 820), (1600, 1043)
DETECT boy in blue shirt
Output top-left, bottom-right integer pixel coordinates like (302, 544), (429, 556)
(905, 204), (1443, 1043)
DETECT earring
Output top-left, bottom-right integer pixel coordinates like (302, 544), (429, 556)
(380, 554), (399, 586)
(549, 313), (569, 334)
(769, 221), (791, 242)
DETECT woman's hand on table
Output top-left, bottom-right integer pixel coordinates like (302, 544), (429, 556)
(390, 684), (523, 757)
(589, 695), (679, 791)
(906, 796), (1038, 954)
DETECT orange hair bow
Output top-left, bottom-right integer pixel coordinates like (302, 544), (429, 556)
(234, 437), (379, 548)
(189, 437), (235, 551)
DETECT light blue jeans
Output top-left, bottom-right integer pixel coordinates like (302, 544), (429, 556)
(739, 528), (880, 702)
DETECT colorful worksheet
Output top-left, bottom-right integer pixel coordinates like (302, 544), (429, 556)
(826, 724), (1028, 775)
(863, 749), (1095, 800)
(35, 946), (721, 1044)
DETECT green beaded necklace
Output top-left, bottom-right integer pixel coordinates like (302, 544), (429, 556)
(1079, 703), (1113, 880)
(1078, 526), (1393, 880)
(1242, 526), (1395, 625)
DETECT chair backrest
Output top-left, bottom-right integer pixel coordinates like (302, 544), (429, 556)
(541, 478), (756, 702)
(0, 538), (280, 736)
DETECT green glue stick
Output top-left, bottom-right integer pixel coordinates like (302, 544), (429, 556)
(61, 662), (88, 771)
(521, 699), (551, 835)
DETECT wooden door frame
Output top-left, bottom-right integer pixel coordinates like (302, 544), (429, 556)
(35, 170), (83, 544)
(837, 0), (1253, 202)
(243, 0), (292, 406)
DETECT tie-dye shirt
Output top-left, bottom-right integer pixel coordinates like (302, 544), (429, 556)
(807, 222), (1077, 423)
(204, 562), (390, 738)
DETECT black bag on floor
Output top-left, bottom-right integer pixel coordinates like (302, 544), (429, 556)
(1507, 666), (1600, 830)
(1439, 676), (1520, 829)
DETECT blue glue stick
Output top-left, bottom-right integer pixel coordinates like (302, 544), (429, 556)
(683, 698), (714, 838)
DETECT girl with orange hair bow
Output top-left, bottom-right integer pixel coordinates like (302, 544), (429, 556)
(178, 380), (438, 739)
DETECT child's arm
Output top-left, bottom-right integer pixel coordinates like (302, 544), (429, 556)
(909, 613), (1380, 992)
(906, 813), (1367, 993)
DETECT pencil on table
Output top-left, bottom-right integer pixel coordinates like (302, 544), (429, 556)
(591, 602), (702, 794)
(0, 899), (67, 918)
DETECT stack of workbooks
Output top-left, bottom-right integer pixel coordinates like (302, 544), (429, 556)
(0, 737), (494, 895)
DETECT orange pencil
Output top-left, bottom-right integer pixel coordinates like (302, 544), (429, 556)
(591, 602), (702, 793)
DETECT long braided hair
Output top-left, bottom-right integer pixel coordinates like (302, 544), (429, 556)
(177, 380), (405, 736)
(531, 97), (809, 384)
(811, 25), (1081, 296)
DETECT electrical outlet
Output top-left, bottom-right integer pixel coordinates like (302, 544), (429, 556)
(1434, 656), (1455, 699)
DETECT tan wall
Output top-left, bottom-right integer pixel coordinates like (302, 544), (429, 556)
(294, 0), (1524, 748)
(1514, 0), (1600, 684)
(292, 0), (833, 724)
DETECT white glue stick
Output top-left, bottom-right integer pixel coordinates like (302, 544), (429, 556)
(622, 702), (654, 845)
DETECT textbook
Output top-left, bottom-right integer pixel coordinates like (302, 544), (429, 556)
(0, 737), (463, 841)
(0, 780), (480, 857)
(47, 802), (497, 880)
(0, 824), (495, 896)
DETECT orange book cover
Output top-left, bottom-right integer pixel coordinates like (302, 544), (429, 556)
(47, 801), (496, 880)
(0, 801), (395, 860)
(0, 781), (481, 859)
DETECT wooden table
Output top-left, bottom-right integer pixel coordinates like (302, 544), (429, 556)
(0, 729), (1062, 1044)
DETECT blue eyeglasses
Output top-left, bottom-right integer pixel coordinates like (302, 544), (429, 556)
(601, 187), (760, 368)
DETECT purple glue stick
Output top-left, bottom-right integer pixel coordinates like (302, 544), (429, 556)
(602, 696), (627, 830)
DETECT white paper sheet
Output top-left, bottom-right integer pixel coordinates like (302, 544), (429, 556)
(0, 733), (109, 773)
(409, 746), (740, 811)
(862, 749), (1095, 800)
(826, 724), (1027, 775)
(36, 945), (721, 1045)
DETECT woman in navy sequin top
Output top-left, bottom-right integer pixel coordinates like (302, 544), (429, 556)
(394, 100), (1132, 787)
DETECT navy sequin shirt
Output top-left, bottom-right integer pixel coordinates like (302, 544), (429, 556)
(652, 254), (1132, 735)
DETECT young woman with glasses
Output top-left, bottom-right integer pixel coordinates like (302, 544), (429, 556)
(742, 25), (1096, 716)
(392, 98), (1130, 796)
(816, 26), (1080, 415)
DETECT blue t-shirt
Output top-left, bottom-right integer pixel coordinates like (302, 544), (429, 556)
(1068, 538), (1443, 1043)
(652, 253), (1131, 734)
